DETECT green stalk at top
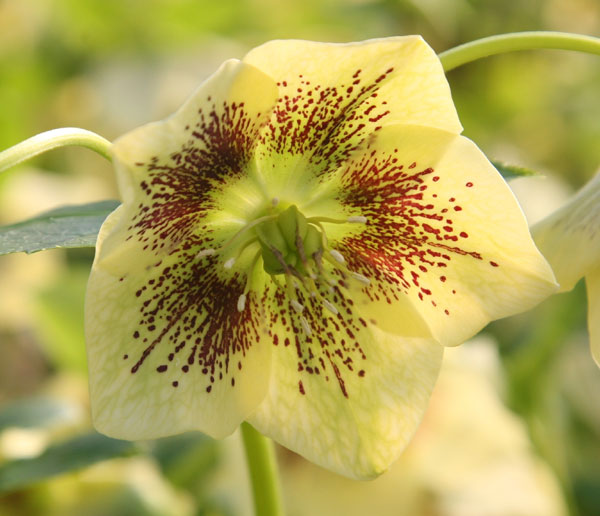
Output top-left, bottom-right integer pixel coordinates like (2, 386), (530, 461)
(439, 31), (600, 72)
(0, 127), (112, 173)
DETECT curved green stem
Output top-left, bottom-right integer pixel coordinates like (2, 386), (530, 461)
(439, 31), (600, 72)
(241, 422), (285, 516)
(0, 127), (112, 173)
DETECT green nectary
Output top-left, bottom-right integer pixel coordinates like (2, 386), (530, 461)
(255, 205), (323, 276)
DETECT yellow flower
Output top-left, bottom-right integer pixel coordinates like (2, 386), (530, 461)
(85, 37), (557, 479)
(533, 170), (600, 366)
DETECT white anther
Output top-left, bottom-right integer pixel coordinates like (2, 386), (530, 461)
(291, 299), (304, 313)
(224, 257), (236, 269)
(300, 316), (312, 336)
(237, 294), (247, 312)
(351, 272), (370, 285)
(272, 197), (280, 206)
(196, 248), (216, 258)
(329, 249), (346, 264)
(322, 299), (339, 315)
(347, 215), (367, 223)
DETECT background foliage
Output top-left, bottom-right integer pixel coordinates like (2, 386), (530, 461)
(0, 0), (599, 515)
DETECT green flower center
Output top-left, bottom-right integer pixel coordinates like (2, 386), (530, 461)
(196, 201), (370, 330)
(255, 205), (323, 276)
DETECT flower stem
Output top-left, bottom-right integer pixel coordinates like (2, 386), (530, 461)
(241, 422), (285, 516)
(439, 31), (600, 72)
(0, 127), (112, 173)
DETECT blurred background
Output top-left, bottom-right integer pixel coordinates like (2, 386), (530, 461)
(0, 0), (599, 514)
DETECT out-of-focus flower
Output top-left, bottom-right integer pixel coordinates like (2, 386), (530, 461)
(533, 170), (600, 365)
(85, 37), (556, 478)
(277, 339), (568, 516)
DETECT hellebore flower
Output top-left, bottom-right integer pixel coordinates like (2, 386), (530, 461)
(85, 36), (557, 479)
(533, 171), (600, 366)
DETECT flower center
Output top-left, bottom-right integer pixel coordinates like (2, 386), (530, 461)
(196, 202), (370, 326)
(255, 205), (322, 277)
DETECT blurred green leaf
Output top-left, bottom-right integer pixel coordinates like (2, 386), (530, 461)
(0, 397), (79, 431)
(0, 432), (139, 494)
(491, 160), (540, 180)
(0, 200), (119, 255)
(152, 432), (220, 490)
(35, 265), (90, 373)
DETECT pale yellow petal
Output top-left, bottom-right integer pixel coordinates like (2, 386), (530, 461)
(533, 171), (600, 292)
(247, 284), (443, 479)
(98, 59), (278, 274)
(244, 36), (461, 134)
(333, 124), (557, 346)
(586, 267), (600, 367)
(243, 37), (461, 202)
(86, 207), (272, 439)
(85, 57), (280, 440)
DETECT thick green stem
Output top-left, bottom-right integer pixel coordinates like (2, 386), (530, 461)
(241, 422), (285, 516)
(0, 127), (112, 173)
(439, 31), (600, 72)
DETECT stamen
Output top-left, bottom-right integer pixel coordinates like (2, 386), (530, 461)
(308, 215), (367, 225)
(291, 299), (304, 313)
(313, 249), (337, 287)
(237, 293), (246, 312)
(224, 257), (236, 269)
(305, 276), (321, 298)
(322, 299), (339, 315)
(196, 248), (216, 259)
(300, 316), (312, 336)
(285, 274), (298, 302)
(350, 272), (370, 285)
(238, 249), (260, 313)
(330, 249), (346, 264)
(347, 215), (367, 223)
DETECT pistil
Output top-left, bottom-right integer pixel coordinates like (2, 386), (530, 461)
(195, 204), (372, 316)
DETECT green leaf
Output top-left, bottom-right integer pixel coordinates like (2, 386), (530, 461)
(151, 432), (220, 490)
(492, 160), (540, 180)
(0, 397), (80, 431)
(0, 432), (139, 494)
(35, 266), (90, 373)
(0, 200), (120, 256)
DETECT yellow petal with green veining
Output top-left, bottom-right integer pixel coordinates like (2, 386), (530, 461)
(533, 171), (600, 292)
(533, 171), (600, 366)
(86, 59), (279, 439)
(85, 37), (559, 478)
(244, 36), (462, 204)
(247, 283), (443, 479)
(587, 267), (600, 367)
(332, 123), (558, 346)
